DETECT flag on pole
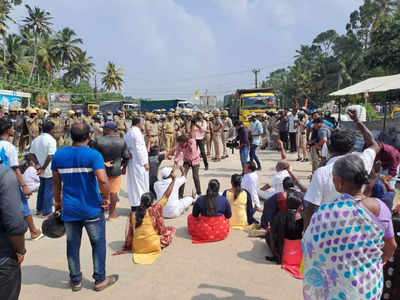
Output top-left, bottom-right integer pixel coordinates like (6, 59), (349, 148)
(194, 91), (199, 101)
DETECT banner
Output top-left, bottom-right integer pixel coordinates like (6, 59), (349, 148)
(49, 93), (71, 113)
(0, 93), (22, 109)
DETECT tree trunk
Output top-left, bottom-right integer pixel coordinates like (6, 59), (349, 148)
(28, 35), (38, 84)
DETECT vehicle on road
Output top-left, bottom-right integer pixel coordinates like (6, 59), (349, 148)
(100, 101), (139, 117)
(224, 88), (277, 125)
(139, 99), (193, 113)
(71, 103), (100, 116)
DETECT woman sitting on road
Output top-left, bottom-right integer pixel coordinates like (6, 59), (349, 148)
(131, 172), (177, 264)
(188, 179), (232, 243)
(265, 191), (304, 279)
(302, 154), (397, 299)
(260, 177), (303, 230)
(223, 174), (258, 230)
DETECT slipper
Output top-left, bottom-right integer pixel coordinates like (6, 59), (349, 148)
(94, 275), (119, 292)
(70, 282), (82, 292)
(31, 233), (44, 241)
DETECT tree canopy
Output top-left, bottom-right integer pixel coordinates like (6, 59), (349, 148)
(263, 0), (400, 109)
(0, 0), (124, 104)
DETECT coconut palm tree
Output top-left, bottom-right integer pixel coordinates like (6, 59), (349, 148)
(22, 4), (52, 82)
(0, 0), (22, 38)
(101, 61), (124, 91)
(51, 27), (83, 69)
(64, 50), (94, 83)
(4, 33), (29, 74)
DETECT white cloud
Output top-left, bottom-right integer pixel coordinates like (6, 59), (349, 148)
(13, 0), (219, 96)
(214, 0), (295, 27)
(272, 2), (296, 26)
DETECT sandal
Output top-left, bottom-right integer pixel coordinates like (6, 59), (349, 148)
(94, 274), (119, 292)
(31, 233), (44, 241)
(71, 282), (82, 292)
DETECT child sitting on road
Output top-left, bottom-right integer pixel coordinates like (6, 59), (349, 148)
(21, 153), (40, 193)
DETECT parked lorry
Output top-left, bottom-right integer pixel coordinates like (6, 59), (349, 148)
(99, 101), (139, 119)
(224, 88), (277, 126)
(139, 99), (193, 112)
(70, 103), (100, 116)
(100, 101), (139, 115)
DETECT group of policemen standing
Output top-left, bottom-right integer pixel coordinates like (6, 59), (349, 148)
(2, 106), (236, 163)
(143, 108), (234, 164)
(3, 107), (128, 152)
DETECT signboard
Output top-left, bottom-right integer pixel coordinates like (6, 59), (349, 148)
(0, 89), (31, 109)
(0, 93), (22, 109)
(49, 93), (71, 114)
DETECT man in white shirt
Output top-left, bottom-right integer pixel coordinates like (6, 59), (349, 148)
(124, 116), (149, 211)
(154, 167), (193, 218)
(303, 110), (380, 228)
(257, 160), (290, 200)
(30, 121), (57, 217)
(241, 161), (262, 211)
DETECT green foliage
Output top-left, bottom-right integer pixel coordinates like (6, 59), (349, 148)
(101, 61), (124, 92)
(0, 3), (124, 106)
(266, 0), (400, 109)
(363, 102), (380, 121)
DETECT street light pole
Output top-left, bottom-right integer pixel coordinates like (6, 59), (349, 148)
(252, 69), (260, 88)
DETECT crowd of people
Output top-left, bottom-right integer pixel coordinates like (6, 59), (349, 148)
(0, 104), (399, 300)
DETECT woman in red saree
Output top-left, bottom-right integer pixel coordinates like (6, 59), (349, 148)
(188, 179), (232, 243)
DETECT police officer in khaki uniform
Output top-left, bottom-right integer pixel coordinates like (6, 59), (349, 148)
(114, 110), (127, 137)
(49, 108), (65, 147)
(211, 109), (223, 161)
(158, 114), (166, 150)
(164, 112), (175, 153)
(221, 110), (233, 159)
(74, 110), (84, 124)
(82, 112), (92, 126)
(174, 111), (183, 138)
(92, 114), (104, 139)
(150, 114), (159, 147)
(26, 108), (41, 145)
(144, 112), (152, 147)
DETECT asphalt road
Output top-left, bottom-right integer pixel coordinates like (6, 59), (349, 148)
(20, 149), (310, 300)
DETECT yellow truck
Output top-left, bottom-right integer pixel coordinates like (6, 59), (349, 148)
(224, 88), (277, 126)
(87, 103), (100, 116)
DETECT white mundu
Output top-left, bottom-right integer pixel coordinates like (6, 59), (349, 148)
(124, 126), (149, 207)
(154, 167), (193, 219)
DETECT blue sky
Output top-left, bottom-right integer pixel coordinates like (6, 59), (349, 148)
(12, 0), (363, 100)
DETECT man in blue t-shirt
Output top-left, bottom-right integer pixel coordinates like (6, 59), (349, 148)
(52, 123), (118, 292)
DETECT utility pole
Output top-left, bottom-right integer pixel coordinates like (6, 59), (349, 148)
(205, 88), (209, 109)
(94, 73), (98, 103)
(252, 69), (260, 88)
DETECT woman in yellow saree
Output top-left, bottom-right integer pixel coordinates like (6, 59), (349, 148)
(222, 174), (258, 230)
(132, 173), (176, 264)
